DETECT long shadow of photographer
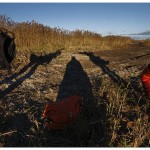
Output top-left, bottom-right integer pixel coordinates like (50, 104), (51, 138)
(0, 50), (61, 99)
(79, 52), (150, 147)
(80, 52), (143, 99)
(56, 56), (93, 101)
(46, 56), (110, 147)
(80, 52), (127, 87)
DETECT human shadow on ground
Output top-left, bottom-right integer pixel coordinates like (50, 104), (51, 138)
(80, 52), (143, 99)
(79, 51), (150, 146)
(0, 50), (61, 99)
(43, 56), (110, 147)
(56, 56), (93, 101)
(0, 50), (61, 146)
(79, 52), (128, 86)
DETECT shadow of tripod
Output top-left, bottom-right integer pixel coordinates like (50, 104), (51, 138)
(0, 50), (61, 99)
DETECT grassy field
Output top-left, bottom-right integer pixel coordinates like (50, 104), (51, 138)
(0, 15), (150, 147)
(0, 43), (150, 147)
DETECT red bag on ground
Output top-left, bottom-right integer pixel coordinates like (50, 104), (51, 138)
(42, 95), (83, 130)
(141, 64), (150, 99)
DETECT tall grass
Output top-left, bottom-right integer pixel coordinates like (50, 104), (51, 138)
(0, 14), (134, 52)
(142, 39), (150, 46)
(96, 77), (149, 147)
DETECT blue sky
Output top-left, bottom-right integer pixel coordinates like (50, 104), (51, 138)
(0, 3), (150, 35)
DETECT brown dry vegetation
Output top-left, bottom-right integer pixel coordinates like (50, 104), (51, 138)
(0, 15), (150, 147)
(0, 15), (134, 51)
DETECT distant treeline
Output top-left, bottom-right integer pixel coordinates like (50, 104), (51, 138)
(1, 14), (149, 52)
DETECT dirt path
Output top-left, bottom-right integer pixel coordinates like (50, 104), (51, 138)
(0, 47), (150, 147)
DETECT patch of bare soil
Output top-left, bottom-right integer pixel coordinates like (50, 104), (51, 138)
(0, 46), (150, 147)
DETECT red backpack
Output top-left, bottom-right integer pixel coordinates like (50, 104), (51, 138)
(42, 95), (83, 130)
(141, 64), (150, 99)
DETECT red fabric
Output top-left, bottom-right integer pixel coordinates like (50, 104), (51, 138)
(42, 95), (83, 130)
(141, 64), (150, 99)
